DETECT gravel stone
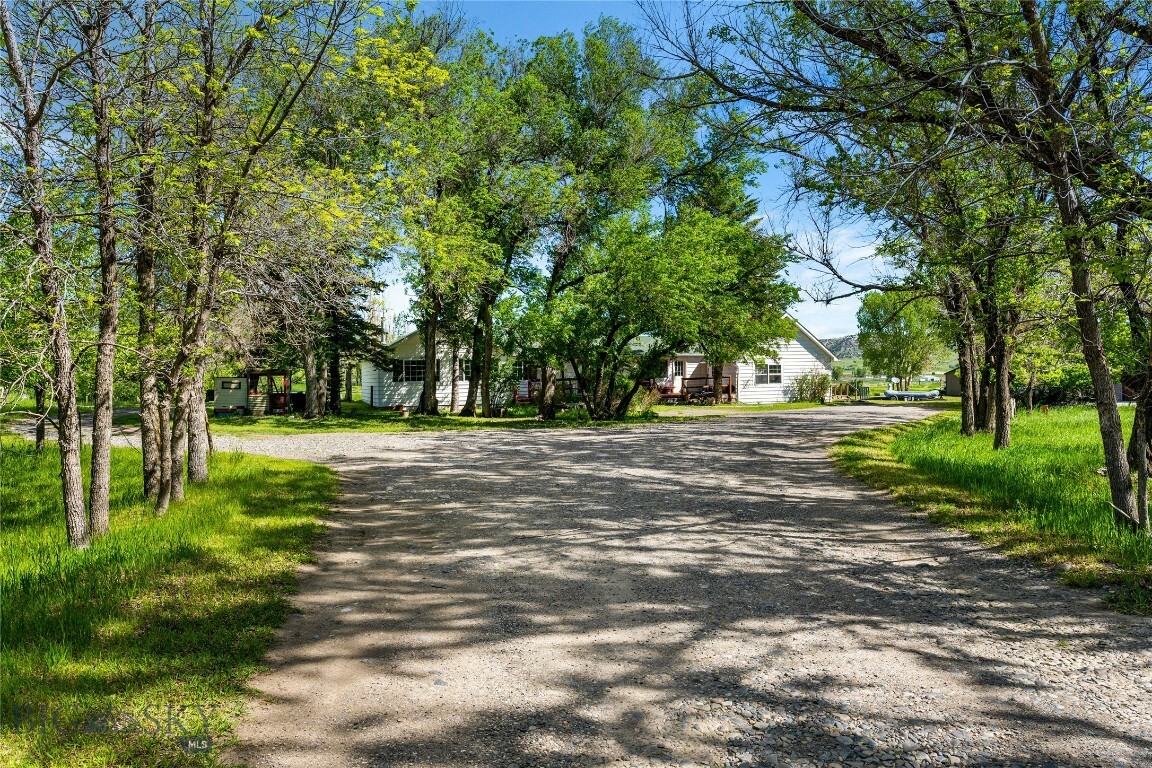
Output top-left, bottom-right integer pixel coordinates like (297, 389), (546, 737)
(78, 406), (1152, 768)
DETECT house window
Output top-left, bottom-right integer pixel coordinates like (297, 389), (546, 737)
(220, 380), (241, 390)
(755, 363), (783, 385)
(394, 359), (425, 382)
(459, 358), (473, 381)
(512, 362), (536, 381)
(672, 360), (685, 377)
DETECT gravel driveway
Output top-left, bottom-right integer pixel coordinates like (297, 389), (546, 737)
(219, 406), (1152, 768)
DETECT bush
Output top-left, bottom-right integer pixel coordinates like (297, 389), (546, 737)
(628, 386), (662, 417)
(786, 369), (832, 403)
(1026, 363), (1094, 405)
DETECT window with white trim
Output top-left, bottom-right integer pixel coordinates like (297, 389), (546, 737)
(672, 360), (685, 377)
(755, 362), (783, 385)
(394, 359), (426, 382)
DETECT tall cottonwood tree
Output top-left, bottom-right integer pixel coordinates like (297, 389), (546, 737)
(0, 1), (89, 547)
(76, 0), (120, 536)
(522, 19), (694, 418)
(857, 292), (941, 392)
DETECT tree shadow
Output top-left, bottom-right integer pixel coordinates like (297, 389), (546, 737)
(230, 408), (1152, 768)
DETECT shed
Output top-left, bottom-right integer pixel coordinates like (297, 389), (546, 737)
(944, 367), (961, 397)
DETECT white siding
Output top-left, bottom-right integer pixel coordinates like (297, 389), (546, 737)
(735, 334), (834, 404)
(359, 334), (472, 409)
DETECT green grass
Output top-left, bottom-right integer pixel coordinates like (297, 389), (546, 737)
(112, 400), (698, 436)
(652, 401), (825, 415)
(831, 406), (1152, 613)
(0, 437), (335, 766)
(843, 396), (962, 409)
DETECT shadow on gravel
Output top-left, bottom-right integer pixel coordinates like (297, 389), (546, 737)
(234, 409), (1151, 768)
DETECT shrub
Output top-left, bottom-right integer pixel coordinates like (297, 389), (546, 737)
(1026, 363), (1094, 405)
(786, 369), (832, 403)
(629, 386), (662, 417)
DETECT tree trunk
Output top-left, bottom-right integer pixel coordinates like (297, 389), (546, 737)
(1025, 370), (1036, 414)
(460, 315), (484, 417)
(35, 175), (87, 548)
(481, 306), (495, 417)
(449, 350), (460, 412)
(303, 340), (321, 419)
(992, 341), (1014, 449)
(1137, 394), (1149, 532)
(975, 343), (995, 433)
(327, 348), (342, 415)
(137, 250), (161, 496)
(1055, 182), (1137, 527)
(711, 362), (725, 404)
(135, 107), (160, 496)
(344, 363), (353, 402)
(539, 364), (559, 420)
(1131, 399), (1152, 470)
(34, 383), (46, 454)
(957, 336), (977, 437)
(1020, 0), (1137, 526)
(186, 362), (210, 483)
(155, 389), (172, 515)
(418, 306), (440, 416)
(168, 377), (190, 503)
(86, 5), (118, 538)
(2, 4), (88, 547)
(55, 346), (89, 550)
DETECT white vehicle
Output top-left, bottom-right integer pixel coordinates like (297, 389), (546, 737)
(883, 388), (941, 402)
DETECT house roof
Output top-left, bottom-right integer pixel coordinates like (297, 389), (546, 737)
(788, 315), (838, 362)
(383, 329), (421, 350)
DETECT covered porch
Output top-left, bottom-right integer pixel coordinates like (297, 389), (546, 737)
(652, 354), (738, 404)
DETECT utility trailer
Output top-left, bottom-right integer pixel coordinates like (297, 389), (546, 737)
(211, 370), (292, 416)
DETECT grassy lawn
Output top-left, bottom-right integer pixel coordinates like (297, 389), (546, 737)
(841, 396), (961, 409)
(652, 401), (825, 416)
(113, 400), (700, 436)
(0, 437), (334, 766)
(831, 406), (1152, 613)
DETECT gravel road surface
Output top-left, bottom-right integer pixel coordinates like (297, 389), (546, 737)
(203, 407), (1151, 768)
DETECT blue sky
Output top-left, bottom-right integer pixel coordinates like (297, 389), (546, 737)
(379, 0), (868, 339)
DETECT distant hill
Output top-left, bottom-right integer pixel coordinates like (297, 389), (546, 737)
(821, 334), (860, 360)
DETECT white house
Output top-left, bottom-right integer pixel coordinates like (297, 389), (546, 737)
(654, 319), (836, 404)
(360, 331), (478, 409)
(360, 317), (835, 409)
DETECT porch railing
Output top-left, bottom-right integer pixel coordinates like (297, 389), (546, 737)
(652, 375), (734, 404)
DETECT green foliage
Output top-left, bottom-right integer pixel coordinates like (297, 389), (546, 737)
(786, 369), (832, 403)
(857, 292), (941, 389)
(0, 437), (334, 766)
(525, 208), (795, 419)
(1027, 364), (1095, 406)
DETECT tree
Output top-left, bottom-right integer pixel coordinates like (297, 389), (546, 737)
(0, 0), (89, 547)
(521, 18), (695, 418)
(857, 292), (941, 392)
(517, 208), (795, 420)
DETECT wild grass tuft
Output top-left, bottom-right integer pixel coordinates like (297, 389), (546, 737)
(831, 406), (1152, 614)
(0, 437), (334, 766)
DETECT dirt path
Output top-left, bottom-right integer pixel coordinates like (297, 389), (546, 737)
(210, 406), (1152, 768)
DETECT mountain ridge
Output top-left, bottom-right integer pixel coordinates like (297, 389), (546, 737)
(820, 334), (860, 360)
